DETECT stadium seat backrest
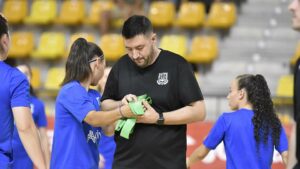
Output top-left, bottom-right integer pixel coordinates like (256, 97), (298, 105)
(3, 0), (27, 24)
(86, 0), (114, 25)
(31, 67), (41, 89)
(188, 36), (218, 63)
(8, 32), (34, 58)
(149, 1), (175, 27)
(57, 0), (85, 25)
(207, 2), (237, 29)
(45, 67), (65, 91)
(100, 34), (125, 61)
(276, 75), (294, 97)
(32, 32), (65, 59)
(160, 35), (187, 57)
(25, 0), (57, 24)
(176, 2), (205, 28)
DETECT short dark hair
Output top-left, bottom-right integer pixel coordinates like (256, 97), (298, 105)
(61, 38), (104, 86)
(122, 15), (153, 39)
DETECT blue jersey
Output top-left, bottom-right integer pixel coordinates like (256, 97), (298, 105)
(12, 96), (47, 169)
(0, 61), (30, 168)
(50, 81), (102, 169)
(98, 135), (116, 169)
(204, 108), (288, 169)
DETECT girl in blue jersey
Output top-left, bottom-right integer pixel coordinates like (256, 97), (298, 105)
(12, 64), (51, 169)
(50, 38), (135, 169)
(0, 14), (46, 169)
(187, 74), (289, 169)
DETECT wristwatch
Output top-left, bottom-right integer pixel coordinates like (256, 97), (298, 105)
(156, 113), (164, 125)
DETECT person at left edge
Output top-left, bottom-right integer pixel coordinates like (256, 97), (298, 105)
(0, 14), (46, 169)
(50, 38), (135, 169)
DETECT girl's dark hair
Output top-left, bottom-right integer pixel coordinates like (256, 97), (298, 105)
(0, 14), (9, 53)
(61, 38), (103, 86)
(236, 74), (281, 147)
(0, 14), (8, 37)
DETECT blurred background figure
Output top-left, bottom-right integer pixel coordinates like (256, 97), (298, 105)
(100, 0), (144, 34)
(288, 0), (300, 169)
(98, 67), (116, 169)
(13, 64), (50, 169)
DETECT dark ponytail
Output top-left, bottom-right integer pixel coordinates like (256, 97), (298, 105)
(62, 38), (92, 86)
(236, 74), (281, 147)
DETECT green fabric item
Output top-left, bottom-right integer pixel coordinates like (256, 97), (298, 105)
(115, 94), (152, 139)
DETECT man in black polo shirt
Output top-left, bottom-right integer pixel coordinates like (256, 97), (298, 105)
(289, 0), (300, 168)
(101, 15), (206, 169)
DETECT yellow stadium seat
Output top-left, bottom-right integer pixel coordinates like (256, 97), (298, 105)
(100, 34), (125, 61)
(45, 67), (65, 91)
(206, 2), (237, 29)
(65, 33), (96, 57)
(291, 42), (300, 66)
(25, 0), (57, 25)
(160, 35), (187, 57)
(2, 0), (27, 24)
(149, 1), (175, 27)
(31, 67), (41, 89)
(85, 1), (114, 25)
(8, 32), (34, 58)
(187, 36), (218, 64)
(56, 0), (84, 25)
(176, 2), (205, 28)
(276, 75), (294, 98)
(31, 32), (65, 59)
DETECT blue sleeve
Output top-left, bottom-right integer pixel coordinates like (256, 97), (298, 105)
(203, 114), (226, 150)
(10, 69), (30, 108)
(61, 85), (96, 122)
(275, 126), (288, 154)
(35, 100), (48, 127)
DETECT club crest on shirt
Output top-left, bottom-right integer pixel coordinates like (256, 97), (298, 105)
(157, 72), (168, 85)
(87, 130), (101, 144)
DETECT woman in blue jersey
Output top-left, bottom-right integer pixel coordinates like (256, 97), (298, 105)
(50, 38), (135, 169)
(12, 64), (51, 169)
(0, 14), (46, 169)
(187, 74), (289, 169)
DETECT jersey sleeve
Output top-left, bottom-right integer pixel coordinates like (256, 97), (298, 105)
(178, 60), (204, 106)
(35, 100), (48, 127)
(275, 126), (288, 154)
(203, 114), (226, 150)
(10, 69), (30, 108)
(61, 85), (96, 123)
(101, 64), (119, 102)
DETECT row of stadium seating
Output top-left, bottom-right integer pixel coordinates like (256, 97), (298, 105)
(28, 66), (293, 103)
(9, 32), (219, 64)
(3, 0), (237, 29)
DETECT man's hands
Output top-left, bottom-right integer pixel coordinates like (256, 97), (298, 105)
(121, 94), (138, 105)
(121, 94), (159, 124)
(137, 100), (159, 124)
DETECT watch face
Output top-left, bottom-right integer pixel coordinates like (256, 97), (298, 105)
(157, 113), (164, 125)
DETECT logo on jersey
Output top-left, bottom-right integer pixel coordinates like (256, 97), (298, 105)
(87, 130), (101, 144)
(30, 104), (34, 114)
(96, 97), (100, 106)
(157, 72), (169, 85)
